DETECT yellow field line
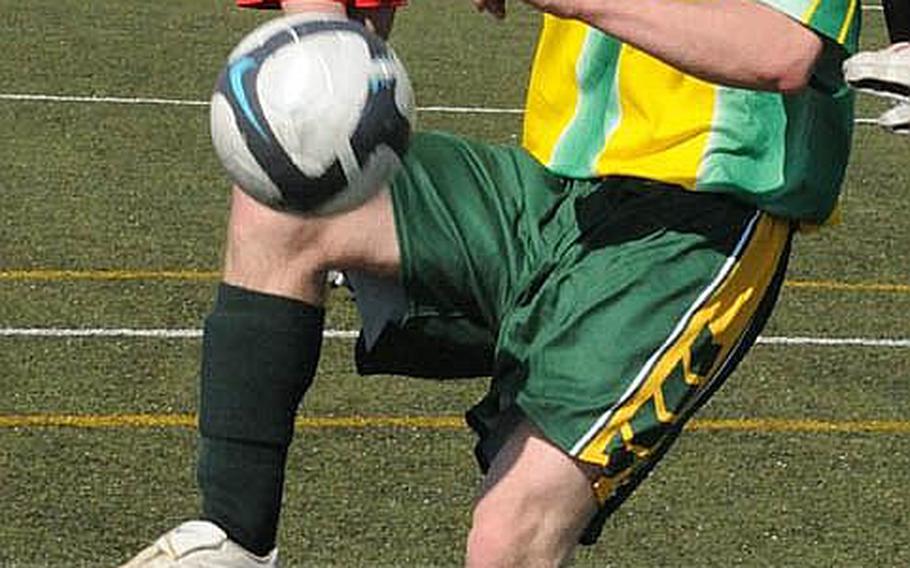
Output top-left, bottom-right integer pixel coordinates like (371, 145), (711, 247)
(785, 280), (910, 293)
(0, 413), (908, 434)
(0, 270), (907, 293)
(685, 418), (910, 434)
(0, 269), (220, 281)
(0, 413), (466, 430)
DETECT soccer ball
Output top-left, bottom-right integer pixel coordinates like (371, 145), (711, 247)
(210, 13), (415, 215)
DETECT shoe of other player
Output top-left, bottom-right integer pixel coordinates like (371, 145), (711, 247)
(119, 520), (278, 568)
(878, 101), (910, 134)
(844, 42), (910, 100)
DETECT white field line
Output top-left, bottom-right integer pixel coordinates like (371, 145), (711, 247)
(0, 93), (209, 107)
(0, 327), (352, 339)
(0, 327), (908, 348)
(758, 336), (910, 348)
(0, 92), (884, 123)
(0, 92), (524, 114)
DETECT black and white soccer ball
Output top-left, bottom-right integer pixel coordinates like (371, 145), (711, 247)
(210, 13), (415, 215)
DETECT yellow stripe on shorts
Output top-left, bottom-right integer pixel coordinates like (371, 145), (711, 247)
(574, 212), (791, 469)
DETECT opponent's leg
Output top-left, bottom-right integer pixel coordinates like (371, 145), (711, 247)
(465, 421), (600, 568)
(879, 0), (910, 134)
(843, 0), (910, 133)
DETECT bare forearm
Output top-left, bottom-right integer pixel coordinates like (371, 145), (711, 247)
(495, 0), (822, 92)
(572, 0), (822, 91)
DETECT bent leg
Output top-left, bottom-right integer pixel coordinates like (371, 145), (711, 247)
(463, 183), (794, 562)
(466, 421), (600, 568)
(198, 185), (400, 555)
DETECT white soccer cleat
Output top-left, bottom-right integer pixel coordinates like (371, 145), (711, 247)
(119, 520), (279, 568)
(843, 42), (910, 101)
(878, 101), (910, 134)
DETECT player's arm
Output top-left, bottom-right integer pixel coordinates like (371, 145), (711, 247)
(237, 0), (403, 39)
(476, 0), (824, 93)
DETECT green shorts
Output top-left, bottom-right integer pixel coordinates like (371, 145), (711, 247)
(353, 131), (794, 544)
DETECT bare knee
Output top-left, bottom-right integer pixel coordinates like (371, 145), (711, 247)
(466, 491), (595, 568)
(222, 186), (400, 303)
(223, 187), (332, 302)
(464, 422), (600, 568)
(466, 497), (550, 568)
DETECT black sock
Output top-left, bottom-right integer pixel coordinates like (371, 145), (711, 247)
(196, 283), (324, 556)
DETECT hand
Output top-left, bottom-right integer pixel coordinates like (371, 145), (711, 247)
(472, 0), (586, 21)
(348, 7), (396, 39)
(472, 0), (507, 20)
(515, 0), (584, 19)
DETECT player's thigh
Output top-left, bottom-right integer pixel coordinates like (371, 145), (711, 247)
(469, 182), (794, 545)
(387, 130), (564, 325)
(353, 131), (565, 378)
(317, 185), (400, 278)
(477, 420), (599, 527)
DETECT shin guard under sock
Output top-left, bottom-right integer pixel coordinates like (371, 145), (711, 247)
(197, 283), (324, 556)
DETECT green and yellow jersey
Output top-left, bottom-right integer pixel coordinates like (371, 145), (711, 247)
(522, 0), (861, 223)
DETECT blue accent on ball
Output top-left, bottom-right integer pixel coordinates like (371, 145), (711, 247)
(228, 56), (267, 139)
